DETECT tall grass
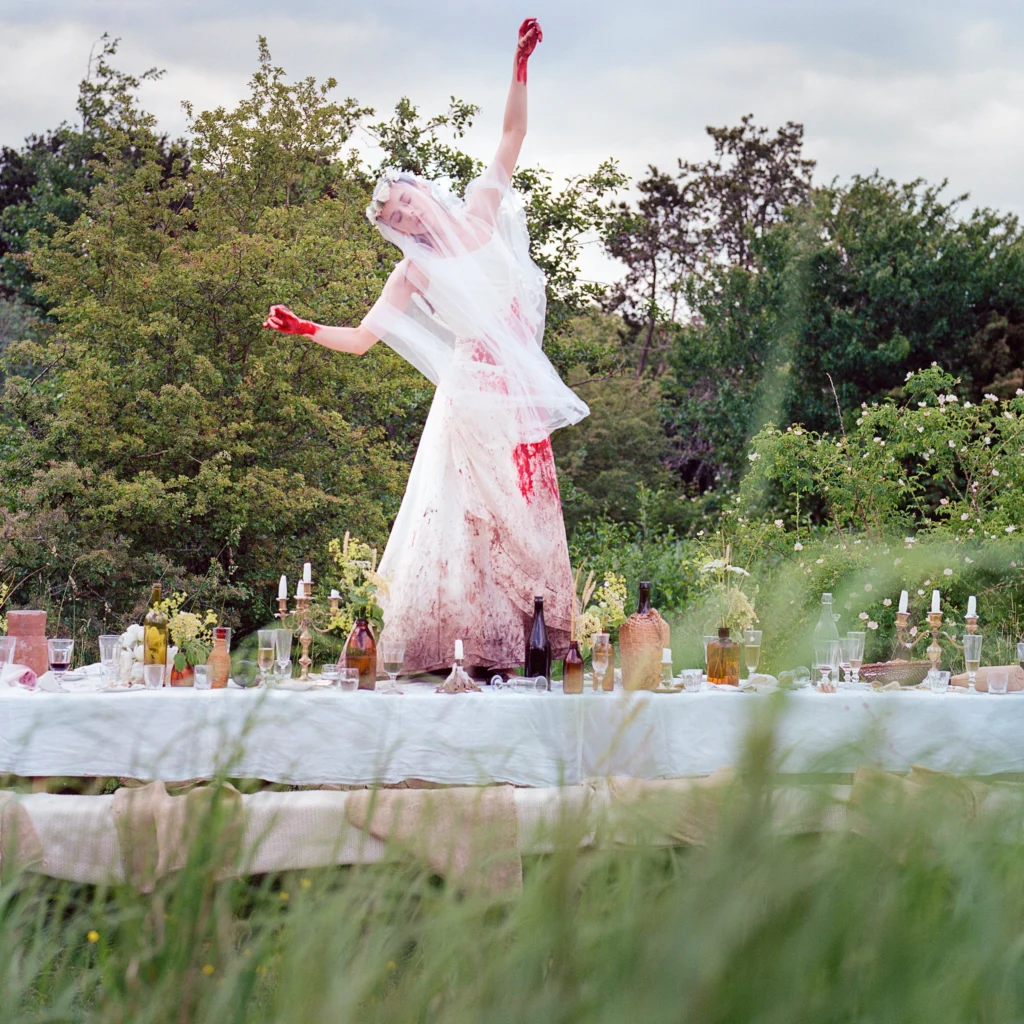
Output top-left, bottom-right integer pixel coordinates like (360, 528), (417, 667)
(4, 719), (1024, 1022)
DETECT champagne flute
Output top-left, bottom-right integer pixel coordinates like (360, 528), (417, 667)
(839, 636), (858, 686)
(274, 628), (293, 682)
(846, 631), (866, 684)
(591, 634), (611, 692)
(962, 633), (982, 695)
(256, 629), (275, 685)
(814, 640), (840, 689)
(742, 629), (762, 677)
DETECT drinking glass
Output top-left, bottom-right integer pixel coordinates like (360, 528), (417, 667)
(846, 631), (866, 684)
(681, 668), (703, 693)
(962, 634), (983, 694)
(591, 633), (612, 691)
(814, 640), (841, 688)
(839, 636), (859, 686)
(98, 634), (120, 685)
(338, 667), (359, 692)
(380, 637), (406, 689)
(143, 663), (164, 690)
(928, 670), (950, 694)
(1017, 640), (1024, 674)
(193, 665), (211, 690)
(274, 629), (293, 678)
(742, 630), (762, 676)
(0, 636), (16, 666)
(703, 635), (717, 674)
(47, 638), (74, 684)
(257, 629), (275, 684)
(988, 668), (1009, 695)
(318, 663), (340, 686)
(514, 676), (548, 694)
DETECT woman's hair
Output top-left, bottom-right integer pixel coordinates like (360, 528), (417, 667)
(366, 171), (453, 253)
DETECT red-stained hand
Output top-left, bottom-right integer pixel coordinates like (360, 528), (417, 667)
(263, 304), (318, 337)
(516, 18), (543, 84)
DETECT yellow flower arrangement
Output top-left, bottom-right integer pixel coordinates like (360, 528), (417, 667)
(155, 591), (217, 668)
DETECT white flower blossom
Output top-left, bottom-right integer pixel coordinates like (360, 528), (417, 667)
(883, 598), (892, 606)
(1007, 526), (1016, 533)
(965, 556), (974, 564)
(864, 583), (873, 592)
(940, 497), (949, 505)
(992, 469), (1001, 477)
(867, 621), (879, 630)
(748, 452), (761, 461)
(859, 612), (869, 621)
(909, 626), (919, 637)
(815, 558), (824, 564)
(985, 393), (999, 402)
(794, 542), (804, 551)
(774, 519), (784, 528)
(943, 568), (953, 576)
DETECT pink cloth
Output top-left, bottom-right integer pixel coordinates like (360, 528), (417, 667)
(1, 663), (38, 689)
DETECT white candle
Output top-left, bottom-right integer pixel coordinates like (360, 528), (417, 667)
(303, 562), (312, 584)
(278, 574), (288, 600)
(898, 590), (908, 614)
(454, 639), (464, 661)
(330, 589), (340, 599)
(967, 595), (977, 619)
(296, 580), (304, 599)
(931, 589), (941, 614)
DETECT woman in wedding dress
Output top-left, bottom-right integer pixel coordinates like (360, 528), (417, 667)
(264, 19), (588, 675)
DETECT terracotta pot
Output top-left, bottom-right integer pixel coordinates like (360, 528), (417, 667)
(6, 609), (48, 677)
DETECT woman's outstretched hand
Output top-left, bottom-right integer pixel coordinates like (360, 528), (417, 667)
(516, 18), (542, 83)
(263, 304), (318, 337)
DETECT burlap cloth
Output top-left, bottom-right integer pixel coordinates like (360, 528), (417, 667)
(112, 781), (243, 893)
(951, 664), (1024, 692)
(0, 790), (45, 879)
(345, 784), (522, 896)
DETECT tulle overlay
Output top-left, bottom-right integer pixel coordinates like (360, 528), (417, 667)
(363, 162), (585, 673)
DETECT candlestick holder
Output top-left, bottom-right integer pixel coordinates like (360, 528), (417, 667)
(275, 585), (343, 681)
(964, 615), (979, 635)
(926, 610), (944, 677)
(893, 610), (911, 659)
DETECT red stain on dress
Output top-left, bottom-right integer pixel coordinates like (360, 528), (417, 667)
(513, 439), (558, 503)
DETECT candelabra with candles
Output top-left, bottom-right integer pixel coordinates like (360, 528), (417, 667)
(275, 564), (342, 682)
(892, 590), (979, 677)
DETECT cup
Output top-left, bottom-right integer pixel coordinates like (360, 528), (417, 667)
(0, 635), (16, 666)
(143, 663), (164, 690)
(193, 666), (211, 690)
(47, 638), (75, 684)
(98, 634), (120, 683)
(318, 664), (340, 686)
(928, 670), (950, 694)
(988, 668), (1009, 695)
(338, 667), (359, 692)
(681, 668), (703, 693)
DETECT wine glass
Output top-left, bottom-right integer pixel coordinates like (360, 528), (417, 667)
(380, 637), (406, 692)
(814, 640), (840, 689)
(846, 631), (866, 684)
(742, 629), (762, 677)
(591, 634), (612, 692)
(274, 628), (293, 681)
(98, 634), (120, 686)
(256, 629), (275, 685)
(962, 633), (983, 694)
(47, 638), (74, 685)
(839, 637), (858, 686)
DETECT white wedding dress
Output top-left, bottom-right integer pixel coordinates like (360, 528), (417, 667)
(362, 164), (588, 673)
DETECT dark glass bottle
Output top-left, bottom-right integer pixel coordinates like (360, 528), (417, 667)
(524, 595), (552, 686)
(143, 584), (168, 667)
(637, 581), (652, 614)
(562, 639), (584, 694)
(344, 616), (377, 691)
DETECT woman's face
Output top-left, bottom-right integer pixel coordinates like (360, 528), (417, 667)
(378, 182), (438, 238)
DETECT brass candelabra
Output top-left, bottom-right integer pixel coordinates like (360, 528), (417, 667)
(276, 585), (341, 682)
(893, 610), (980, 677)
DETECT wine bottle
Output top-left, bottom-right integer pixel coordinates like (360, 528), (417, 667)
(525, 595), (552, 687)
(812, 592), (841, 645)
(638, 581), (652, 614)
(143, 584), (168, 667)
(562, 639), (584, 694)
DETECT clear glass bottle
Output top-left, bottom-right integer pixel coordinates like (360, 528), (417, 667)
(143, 584), (168, 668)
(813, 592), (841, 646)
(206, 626), (231, 689)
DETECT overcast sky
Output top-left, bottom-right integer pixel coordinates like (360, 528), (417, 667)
(3, 0), (1023, 284)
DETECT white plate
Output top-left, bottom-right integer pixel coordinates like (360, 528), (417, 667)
(268, 679), (315, 692)
(100, 683), (147, 694)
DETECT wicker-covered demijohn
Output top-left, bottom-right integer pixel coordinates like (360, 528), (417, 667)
(619, 610), (671, 691)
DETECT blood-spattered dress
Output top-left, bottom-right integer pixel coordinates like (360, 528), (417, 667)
(362, 165), (588, 674)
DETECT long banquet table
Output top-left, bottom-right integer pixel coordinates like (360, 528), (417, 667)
(2, 679), (1023, 786)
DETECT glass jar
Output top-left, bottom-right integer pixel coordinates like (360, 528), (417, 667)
(206, 627), (231, 689)
(562, 640), (584, 694)
(707, 627), (740, 686)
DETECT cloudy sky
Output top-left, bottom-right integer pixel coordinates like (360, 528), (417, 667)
(3, 0), (1023, 283)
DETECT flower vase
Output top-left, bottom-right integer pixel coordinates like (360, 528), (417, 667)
(344, 617), (377, 691)
(707, 627), (740, 686)
(169, 648), (194, 687)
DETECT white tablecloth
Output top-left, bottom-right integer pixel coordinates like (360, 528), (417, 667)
(2, 682), (1023, 786)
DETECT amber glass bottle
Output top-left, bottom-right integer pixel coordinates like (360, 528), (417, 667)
(562, 640), (584, 694)
(345, 617), (377, 691)
(707, 627), (740, 686)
